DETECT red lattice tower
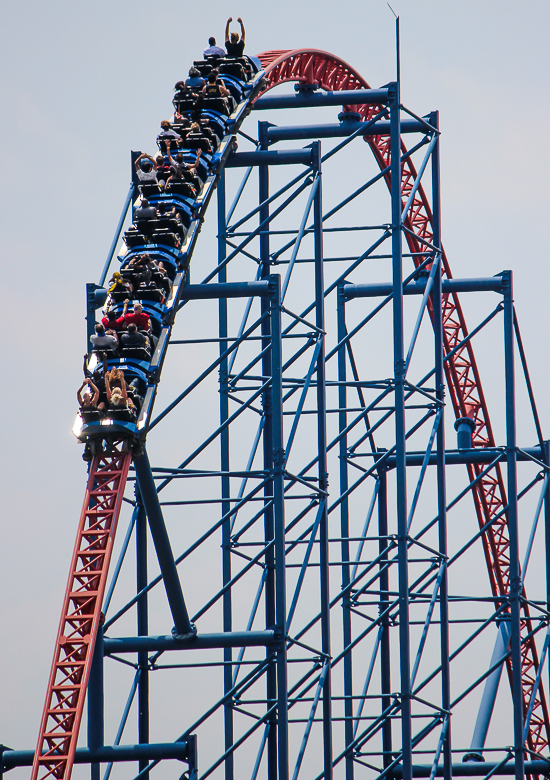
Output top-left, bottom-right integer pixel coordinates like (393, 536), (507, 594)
(32, 445), (131, 780)
(258, 48), (549, 755)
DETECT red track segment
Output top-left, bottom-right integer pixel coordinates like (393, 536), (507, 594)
(257, 48), (550, 755)
(32, 445), (131, 780)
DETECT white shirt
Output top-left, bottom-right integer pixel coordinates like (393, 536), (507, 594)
(91, 333), (118, 349)
(203, 45), (226, 57)
(137, 167), (158, 182)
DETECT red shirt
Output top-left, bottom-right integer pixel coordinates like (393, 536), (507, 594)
(102, 314), (126, 331)
(124, 311), (151, 330)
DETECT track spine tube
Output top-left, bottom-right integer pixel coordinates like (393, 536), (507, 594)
(337, 281), (354, 780)
(390, 82), (413, 780)
(503, 271), (524, 780)
(217, 169), (235, 780)
(312, 140), (333, 780)
(431, 111), (452, 780)
(259, 119), (278, 780)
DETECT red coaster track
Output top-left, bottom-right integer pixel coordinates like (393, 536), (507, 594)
(257, 48), (550, 756)
(31, 446), (131, 780)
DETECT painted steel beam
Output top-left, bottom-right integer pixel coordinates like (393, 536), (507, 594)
(468, 622), (511, 756)
(265, 119), (426, 142)
(253, 88), (391, 110)
(9, 753), (550, 777)
(180, 280), (273, 300)
(98, 184), (134, 286)
(3, 743), (191, 770)
(103, 630), (278, 654)
(375, 446), (544, 469)
(391, 762), (550, 777)
(226, 149), (313, 167)
(343, 277), (505, 299)
(133, 452), (194, 637)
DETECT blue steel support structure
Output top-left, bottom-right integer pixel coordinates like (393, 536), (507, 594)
(11, 59), (550, 780)
(218, 169), (235, 780)
(258, 119), (278, 780)
(503, 270), (524, 780)
(312, 140), (333, 780)
(430, 110), (452, 780)
(136, 494), (149, 779)
(390, 81), (413, 780)
(88, 627), (104, 780)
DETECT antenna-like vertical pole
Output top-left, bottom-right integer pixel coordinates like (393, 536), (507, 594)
(396, 16), (401, 88)
(387, 5), (400, 86)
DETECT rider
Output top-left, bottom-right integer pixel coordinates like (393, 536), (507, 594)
(225, 17), (245, 57)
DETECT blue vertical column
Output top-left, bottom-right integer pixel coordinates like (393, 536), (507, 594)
(390, 81), (412, 780)
(87, 625), (104, 780)
(258, 120), (277, 780)
(337, 284), (353, 780)
(312, 142), (333, 780)
(217, 171), (234, 780)
(430, 113), (451, 780)
(503, 270), (524, 780)
(269, 274), (289, 780)
(378, 469), (392, 769)
(546, 441), (550, 706)
(136, 491), (149, 778)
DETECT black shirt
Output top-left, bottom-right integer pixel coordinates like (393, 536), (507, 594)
(205, 83), (225, 97)
(185, 133), (212, 153)
(135, 206), (157, 221)
(169, 161), (187, 180)
(226, 39), (245, 57)
(156, 162), (171, 182)
(174, 87), (197, 101)
(121, 331), (149, 349)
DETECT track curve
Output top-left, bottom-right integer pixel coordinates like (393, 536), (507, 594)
(256, 47), (550, 756)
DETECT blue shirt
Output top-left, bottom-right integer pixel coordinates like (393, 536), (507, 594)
(186, 76), (205, 89)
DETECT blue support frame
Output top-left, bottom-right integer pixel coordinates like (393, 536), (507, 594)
(503, 270), (524, 780)
(135, 495), (149, 778)
(390, 81), (413, 780)
(31, 70), (550, 780)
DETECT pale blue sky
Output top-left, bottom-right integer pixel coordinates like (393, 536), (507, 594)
(1, 0), (549, 772)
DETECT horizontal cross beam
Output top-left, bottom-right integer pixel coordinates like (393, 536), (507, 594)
(103, 629), (278, 654)
(3, 742), (191, 770)
(265, 118), (427, 142)
(344, 277), (505, 300)
(390, 761), (550, 777)
(362, 446), (545, 469)
(226, 149), (313, 167)
(180, 280), (275, 300)
(253, 87), (392, 110)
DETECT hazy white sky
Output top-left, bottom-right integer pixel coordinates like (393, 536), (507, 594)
(1, 0), (549, 775)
